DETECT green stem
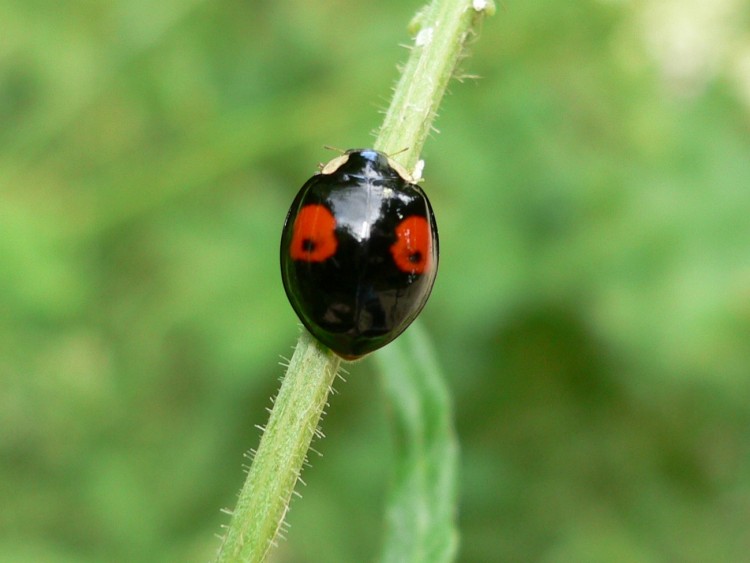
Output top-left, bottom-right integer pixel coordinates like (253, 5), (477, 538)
(215, 0), (494, 561)
(215, 332), (341, 562)
(376, 0), (495, 168)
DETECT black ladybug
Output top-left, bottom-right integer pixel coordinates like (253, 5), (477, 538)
(280, 149), (439, 359)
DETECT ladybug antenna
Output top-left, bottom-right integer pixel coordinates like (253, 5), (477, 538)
(387, 147), (410, 158)
(318, 145), (349, 172)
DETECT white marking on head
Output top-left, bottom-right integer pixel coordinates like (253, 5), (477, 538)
(321, 154), (350, 174)
(386, 157), (415, 184)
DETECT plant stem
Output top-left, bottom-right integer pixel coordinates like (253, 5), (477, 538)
(215, 0), (494, 561)
(216, 331), (341, 562)
(376, 0), (495, 168)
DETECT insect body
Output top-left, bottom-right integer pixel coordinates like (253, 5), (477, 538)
(280, 149), (439, 359)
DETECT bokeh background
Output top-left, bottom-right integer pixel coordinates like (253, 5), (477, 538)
(3, 0), (750, 561)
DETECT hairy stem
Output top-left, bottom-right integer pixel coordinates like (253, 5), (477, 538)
(215, 0), (494, 561)
(376, 0), (495, 169)
(216, 331), (340, 562)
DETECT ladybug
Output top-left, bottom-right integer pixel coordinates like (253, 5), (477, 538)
(280, 148), (439, 360)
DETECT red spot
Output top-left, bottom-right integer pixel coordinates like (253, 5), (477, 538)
(290, 204), (338, 262)
(390, 216), (432, 274)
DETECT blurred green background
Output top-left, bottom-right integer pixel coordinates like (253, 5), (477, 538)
(2, 0), (750, 561)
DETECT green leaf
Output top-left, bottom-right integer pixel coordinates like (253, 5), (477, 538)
(376, 321), (459, 563)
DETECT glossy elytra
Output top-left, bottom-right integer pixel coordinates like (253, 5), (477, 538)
(280, 148), (439, 359)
